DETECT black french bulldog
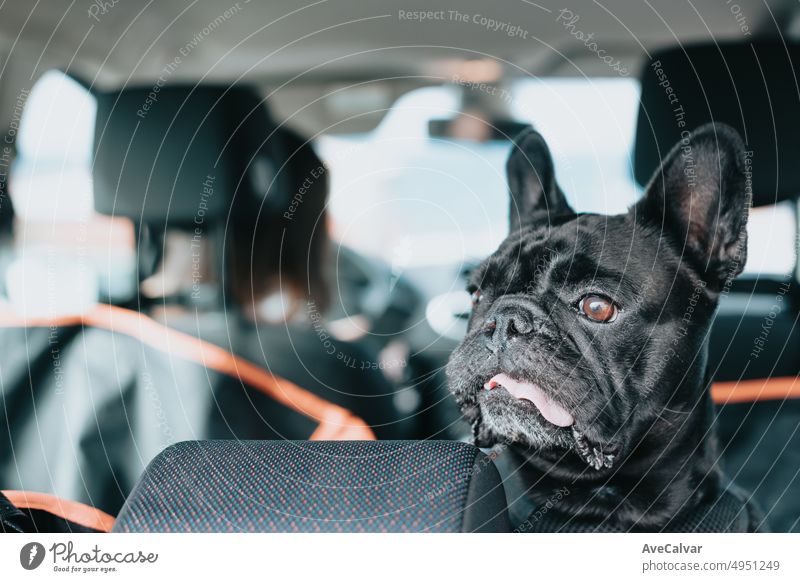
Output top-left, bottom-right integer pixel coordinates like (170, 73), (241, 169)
(447, 123), (763, 532)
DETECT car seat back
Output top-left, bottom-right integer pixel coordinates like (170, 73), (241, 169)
(0, 305), (373, 515)
(113, 440), (510, 533)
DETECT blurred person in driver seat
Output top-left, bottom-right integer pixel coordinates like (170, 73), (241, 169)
(226, 125), (406, 439)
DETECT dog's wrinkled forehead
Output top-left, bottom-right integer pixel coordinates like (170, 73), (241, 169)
(501, 124), (749, 293)
(474, 213), (649, 294)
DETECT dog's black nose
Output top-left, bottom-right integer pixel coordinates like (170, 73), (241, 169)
(483, 305), (534, 353)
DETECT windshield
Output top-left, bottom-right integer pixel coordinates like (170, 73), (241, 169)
(321, 78), (794, 278)
(7, 71), (136, 308)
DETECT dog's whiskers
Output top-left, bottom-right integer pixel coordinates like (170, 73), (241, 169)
(661, 406), (690, 415)
(653, 411), (675, 427)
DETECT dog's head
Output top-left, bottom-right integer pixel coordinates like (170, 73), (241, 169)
(446, 123), (750, 469)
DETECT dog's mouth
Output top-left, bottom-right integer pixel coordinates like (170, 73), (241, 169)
(477, 372), (616, 470)
(482, 372), (575, 428)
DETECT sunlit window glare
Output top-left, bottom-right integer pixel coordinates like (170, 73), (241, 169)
(320, 79), (794, 278)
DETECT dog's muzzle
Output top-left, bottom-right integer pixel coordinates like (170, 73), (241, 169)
(482, 299), (537, 354)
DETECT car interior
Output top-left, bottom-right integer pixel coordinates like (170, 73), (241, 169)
(1, 0), (799, 533)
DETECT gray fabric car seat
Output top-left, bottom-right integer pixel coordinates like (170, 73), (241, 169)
(113, 440), (510, 533)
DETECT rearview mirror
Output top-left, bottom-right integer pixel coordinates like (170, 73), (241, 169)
(428, 118), (531, 142)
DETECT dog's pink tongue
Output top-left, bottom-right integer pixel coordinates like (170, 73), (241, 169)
(484, 373), (574, 427)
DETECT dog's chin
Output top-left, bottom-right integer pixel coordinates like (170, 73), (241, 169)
(476, 388), (575, 450)
(447, 355), (621, 470)
(475, 393), (620, 471)
(458, 375), (620, 471)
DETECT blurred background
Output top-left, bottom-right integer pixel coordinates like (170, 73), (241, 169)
(1, 0), (799, 530)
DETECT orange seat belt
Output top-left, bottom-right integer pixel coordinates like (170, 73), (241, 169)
(712, 375), (800, 404)
(2, 490), (116, 532)
(0, 303), (376, 441)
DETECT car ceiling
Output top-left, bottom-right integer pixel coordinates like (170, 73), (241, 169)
(0, 0), (796, 134)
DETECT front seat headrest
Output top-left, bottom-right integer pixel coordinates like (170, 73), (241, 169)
(92, 85), (273, 227)
(113, 440), (510, 532)
(635, 41), (800, 206)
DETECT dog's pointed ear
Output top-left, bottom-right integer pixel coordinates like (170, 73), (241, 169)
(506, 128), (572, 231)
(634, 123), (750, 288)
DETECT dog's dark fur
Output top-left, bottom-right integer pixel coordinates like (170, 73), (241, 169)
(447, 123), (759, 531)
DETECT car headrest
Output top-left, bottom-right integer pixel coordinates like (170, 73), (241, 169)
(5, 255), (98, 317)
(113, 440), (510, 533)
(635, 41), (800, 206)
(92, 85), (275, 226)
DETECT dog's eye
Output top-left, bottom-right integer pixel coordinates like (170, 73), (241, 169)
(470, 289), (482, 307)
(578, 294), (619, 323)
